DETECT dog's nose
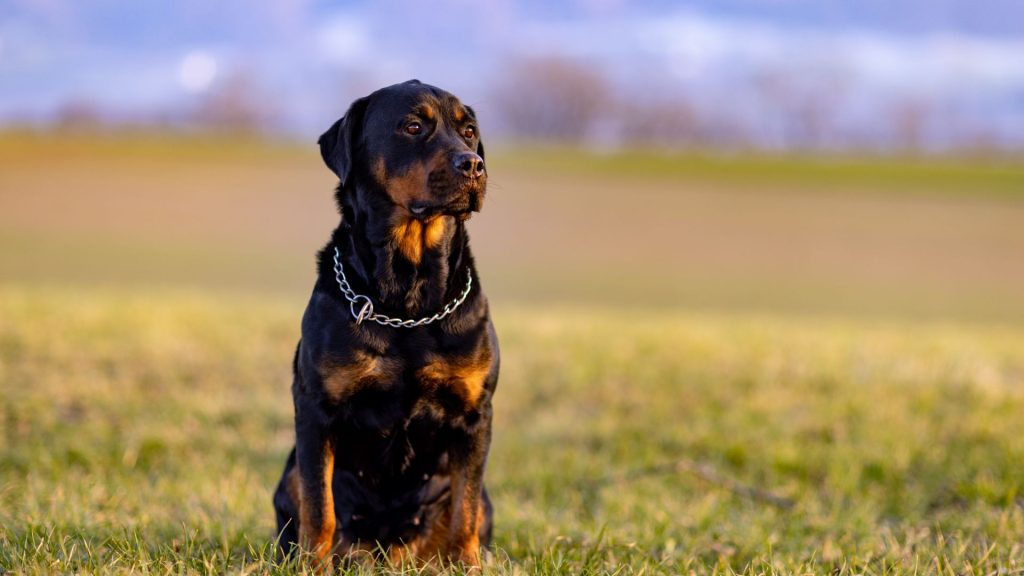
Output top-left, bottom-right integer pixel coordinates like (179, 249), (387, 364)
(454, 152), (485, 179)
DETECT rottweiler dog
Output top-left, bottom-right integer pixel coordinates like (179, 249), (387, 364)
(272, 80), (498, 569)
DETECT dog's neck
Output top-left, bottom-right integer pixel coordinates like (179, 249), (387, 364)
(328, 186), (471, 318)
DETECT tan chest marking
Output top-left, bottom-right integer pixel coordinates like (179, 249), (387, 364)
(319, 352), (401, 403)
(390, 216), (447, 264)
(417, 347), (493, 408)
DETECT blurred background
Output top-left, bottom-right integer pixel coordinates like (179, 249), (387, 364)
(2, 0), (1023, 320)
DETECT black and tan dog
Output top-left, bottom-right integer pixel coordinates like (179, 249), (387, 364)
(272, 80), (498, 568)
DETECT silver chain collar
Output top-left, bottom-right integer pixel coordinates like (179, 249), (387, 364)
(332, 245), (473, 328)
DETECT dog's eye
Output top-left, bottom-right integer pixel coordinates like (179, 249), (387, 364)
(405, 122), (423, 136)
(462, 126), (476, 140)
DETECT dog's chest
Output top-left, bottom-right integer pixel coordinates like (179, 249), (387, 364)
(317, 343), (492, 480)
(318, 344), (492, 422)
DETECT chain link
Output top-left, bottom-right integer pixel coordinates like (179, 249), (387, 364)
(333, 246), (473, 328)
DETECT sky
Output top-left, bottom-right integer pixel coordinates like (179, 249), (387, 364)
(1, 0), (1023, 146)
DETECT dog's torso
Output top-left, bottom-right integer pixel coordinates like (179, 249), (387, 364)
(296, 271), (497, 544)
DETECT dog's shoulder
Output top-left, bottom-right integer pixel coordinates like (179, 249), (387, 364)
(295, 286), (386, 397)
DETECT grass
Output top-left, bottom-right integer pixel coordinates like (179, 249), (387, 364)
(494, 145), (1024, 198)
(2, 286), (1023, 574)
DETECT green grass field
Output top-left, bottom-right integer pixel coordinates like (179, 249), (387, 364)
(2, 289), (1023, 574)
(1, 133), (1024, 573)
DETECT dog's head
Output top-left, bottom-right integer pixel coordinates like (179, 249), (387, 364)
(319, 80), (486, 220)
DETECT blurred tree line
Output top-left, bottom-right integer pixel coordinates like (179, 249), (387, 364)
(43, 56), (1014, 153)
(490, 56), (1009, 153)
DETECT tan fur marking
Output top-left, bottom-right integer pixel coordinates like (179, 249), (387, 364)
(374, 151), (456, 261)
(391, 217), (425, 264)
(384, 161), (430, 206)
(390, 216), (447, 265)
(456, 510), (482, 565)
(424, 216), (447, 249)
(298, 448), (336, 565)
(390, 474), (487, 566)
(448, 473), (483, 565)
(407, 490), (452, 563)
(418, 348), (492, 408)
(375, 149), (449, 208)
(320, 352), (400, 403)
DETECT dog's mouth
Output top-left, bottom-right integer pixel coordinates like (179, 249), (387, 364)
(409, 197), (474, 218)
(409, 183), (484, 218)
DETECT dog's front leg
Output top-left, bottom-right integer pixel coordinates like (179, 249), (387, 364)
(446, 414), (492, 567)
(294, 398), (336, 569)
(447, 470), (484, 566)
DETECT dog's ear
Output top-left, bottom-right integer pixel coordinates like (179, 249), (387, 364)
(318, 96), (369, 185)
